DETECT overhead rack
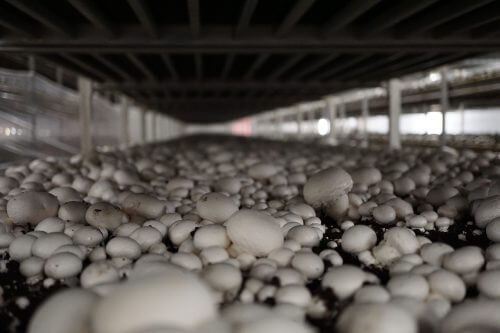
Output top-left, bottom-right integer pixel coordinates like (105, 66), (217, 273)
(0, 0), (499, 122)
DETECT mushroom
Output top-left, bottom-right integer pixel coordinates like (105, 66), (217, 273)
(7, 191), (59, 225)
(303, 167), (353, 220)
(225, 209), (283, 257)
(91, 267), (216, 333)
(28, 289), (99, 333)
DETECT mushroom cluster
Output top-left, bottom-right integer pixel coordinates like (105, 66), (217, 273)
(0, 136), (499, 333)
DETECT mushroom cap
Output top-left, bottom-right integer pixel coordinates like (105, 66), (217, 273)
(474, 195), (500, 228)
(91, 267), (216, 333)
(440, 300), (500, 333)
(225, 209), (283, 257)
(7, 191), (59, 225)
(336, 303), (417, 333)
(303, 167), (353, 209)
(28, 289), (98, 333)
(196, 192), (238, 223)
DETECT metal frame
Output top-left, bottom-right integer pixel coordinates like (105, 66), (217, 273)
(0, 0), (499, 123)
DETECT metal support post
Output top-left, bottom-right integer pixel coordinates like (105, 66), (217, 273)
(388, 79), (402, 150)
(296, 106), (303, 138)
(459, 102), (465, 135)
(120, 95), (130, 146)
(440, 68), (449, 144)
(140, 107), (147, 143)
(78, 77), (93, 156)
(152, 112), (157, 141)
(326, 98), (337, 145)
(339, 102), (346, 139)
(28, 56), (35, 76)
(307, 110), (315, 136)
(278, 112), (285, 139)
(361, 98), (369, 147)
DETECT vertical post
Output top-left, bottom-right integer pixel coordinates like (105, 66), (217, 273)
(27, 56), (37, 141)
(326, 98), (337, 145)
(28, 56), (36, 75)
(361, 98), (370, 147)
(296, 106), (303, 138)
(152, 112), (157, 141)
(31, 114), (37, 141)
(440, 68), (449, 144)
(338, 102), (346, 139)
(278, 111), (285, 139)
(141, 109), (147, 143)
(460, 102), (465, 135)
(307, 110), (315, 137)
(389, 79), (402, 150)
(120, 95), (130, 146)
(78, 77), (93, 156)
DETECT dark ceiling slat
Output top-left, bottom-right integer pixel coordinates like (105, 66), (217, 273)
(356, 53), (437, 81)
(127, 0), (158, 38)
(358, 0), (439, 36)
(470, 19), (500, 39)
(5, 0), (76, 37)
(2, 27), (500, 53)
(243, 53), (270, 80)
(67, 0), (117, 37)
(61, 54), (109, 81)
(187, 0), (201, 38)
(313, 55), (371, 80)
(221, 54), (235, 79)
(385, 53), (471, 79)
(322, 0), (381, 35)
(235, 0), (258, 36)
(97, 80), (365, 92)
(93, 54), (132, 81)
(127, 54), (157, 82)
(161, 54), (179, 80)
(267, 54), (305, 80)
(0, 7), (39, 38)
(276, 0), (316, 37)
(432, 3), (500, 39)
(397, 0), (495, 38)
(290, 54), (339, 79)
(35, 54), (87, 82)
(335, 53), (404, 80)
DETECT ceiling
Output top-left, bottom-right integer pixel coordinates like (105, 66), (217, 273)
(0, 0), (500, 123)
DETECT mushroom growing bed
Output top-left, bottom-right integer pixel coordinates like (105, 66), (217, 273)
(0, 135), (500, 333)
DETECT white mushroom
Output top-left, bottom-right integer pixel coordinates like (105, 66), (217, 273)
(86, 202), (126, 231)
(225, 209), (283, 257)
(196, 192), (238, 223)
(303, 167), (353, 219)
(336, 303), (417, 333)
(28, 289), (99, 333)
(91, 267), (217, 333)
(7, 191), (59, 225)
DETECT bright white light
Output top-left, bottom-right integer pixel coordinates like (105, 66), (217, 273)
(11, 128), (16, 135)
(426, 111), (443, 135)
(317, 118), (330, 136)
(429, 72), (441, 82)
(5, 128), (10, 136)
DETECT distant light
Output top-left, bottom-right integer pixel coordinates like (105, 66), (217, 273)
(11, 128), (16, 135)
(317, 118), (330, 136)
(18, 129), (23, 135)
(5, 128), (10, 136)
(429, 72), (441, 82)
(426, 111), (443, 135)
